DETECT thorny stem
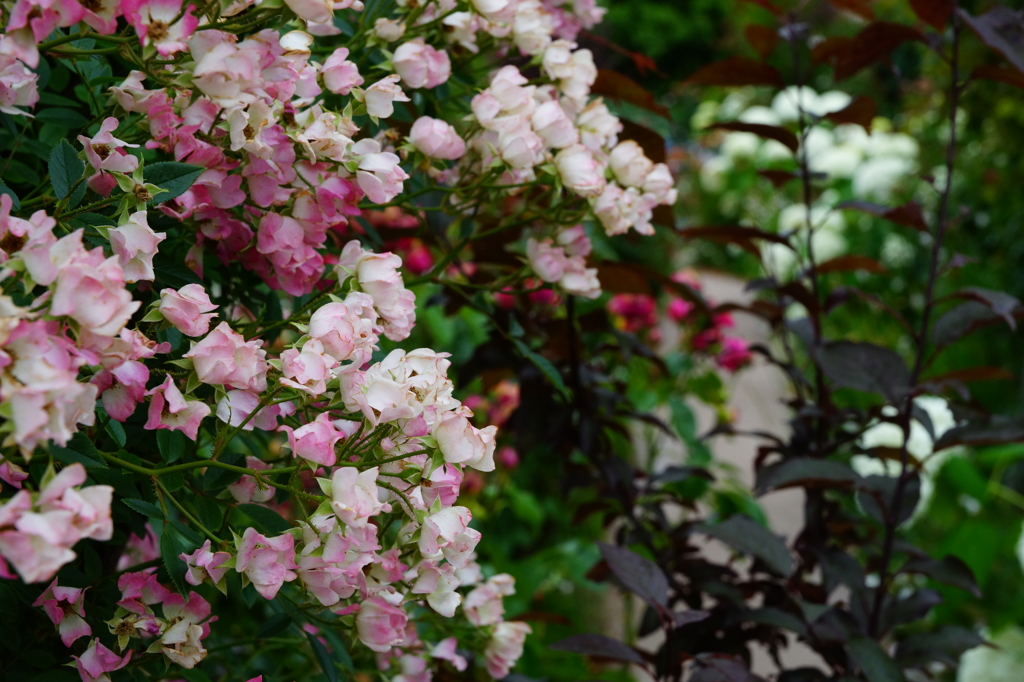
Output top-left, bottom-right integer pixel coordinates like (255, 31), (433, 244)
(869, 12), (963, 638)
(97, 449), (298, 479)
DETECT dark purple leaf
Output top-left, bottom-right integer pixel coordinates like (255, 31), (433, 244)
(848, 637), (906, 682)
(931, 301), (1004, 348)
(691, 654), (764, 682)
(959, 7), (1024, 75)
(824, 95), (877, 132)
(901, 555), (981, 597)
(549, 634), (646, 664)
(685, 56), (785, 87)
(674, 610), (711, 627)
(836, 200), (929, 232)
(695, 515), (793, 577)
(755, 458), (860, 495)
(949, 286), (1022, 330)
(598, 542), (669, 608)
(811, 22), (923, 80)
(817, 341), (911, 401)
(935, 415), (1024, 450)
(856, 473), (921, 526)
(910, 0), (954, 30)
(895, 626), (986, 667)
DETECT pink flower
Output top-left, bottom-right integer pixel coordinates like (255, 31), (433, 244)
(322, 47), (363, 94)
(593, 183), (652, 237)
(609, 140), (653, 189)
(308, 295), (380, 363)
(235, 527), (299, 599)
(283, 0), (356, 23)
(123, 0), (199, 56)
(159, 591), (214, 668)
(48, 231), (141, 337)
(330, 466), (389, 528)
(281, 338), (338, 396)
(433, 411), (497, 471)
(496, 446), (520, 469)
(117, 567), (171, 614)
(497, 118), (546, 169)
(420, 463), (463, 508)
(95, 359), (150, 422)
(432, 637), (468, 671)
(392, 39), (451, 89)
(555, 144), (606, 198)
(667, 297), (694, 323)
(0, 55), (39, 117)
(419, 506), (481, 568)
(73, 639), (131, 682)
(485, 621), (531, 678)
(364, 75), (410, 119)
(117, 524), (160, 570)
(159, 283), (218, 337)
(279, 412), (346, 467)
(337, 241), (416, 342)
(356, 596), (407, 653)
(227, 455), (276, 504)
(409, 117), (466, 160)
(109, 211), (166, 282)
(464, 573), (516, 626)
(181, 539), (232, 588)
(531, 100), (578, 149)
(717, 337), (752, 372)
(526, 237), (568, 282)
(144, 375), (211, 441)
(0, 458), (28, 489)
(33, 578), (91, 647)
(353, 139), (409, 204)
(185, 322), (269, 392)
(78, 118), (139, 197)
(216, 390), (292, 431)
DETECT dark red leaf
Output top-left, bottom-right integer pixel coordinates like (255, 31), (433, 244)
(923, 366), (1014, 384)
(959, 7), (1024, 75)
(910, 0), (954, 30)
(827, 0), (874, 20)
(679, 224), (793, 247)
(598, 542), (670, 608)
(745, 25), (780, 59)
(685, 56), (785, 88)
(592, 70), (670, 118)
(948, 286), (1022, 330)
(817, 340), (911, 401)
(901, 555), (982, 597)
(705, 121), (798, 153)
(836, 199), (929, 232)
(758, 169), (798, 188)
(971, 63), (1024, 90)
(596, 262), (654, 295)
(739, 0), (783, 16)
(823, 95), (877, 132)
(816, 254), (888, 274)
(621, 119), (666, 164)
(812, 22), (924, 80)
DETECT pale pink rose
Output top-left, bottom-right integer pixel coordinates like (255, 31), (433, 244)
(542, 39), (576, 80)
(235, 527), (299, 599)
(78, 118), (139, 197)
(181, 539), (232, 587)
(559, 48), (597, 101)
(0, 55), (39, 116)
(95, 359), (150, 422)
(559, 258), (601, 299)
(593, 183), (653, 236)
(420, 463), (463, 509)
(158, 591), (213, 669)
(464, 573), (516, 626)
(48, 231), (140, 337)
(373, 17), (405, 42)
(411, 560), (462, 617)
(123, 0), (199, 56)
(577, 97), (622, 152)
(279, 412), (346, 467)
(283, 0), (361, 23)
(308, 294), (379, 363)
(432, 637), (469, 671)
(409, 117), (466, 160)
(144, 375), (211, 441)
(485, 621), (531, 678)
(531, 100), (578, 149)
(497, 118), (546, 169)
(0, 530), (76, 583)
(117, 568), (171, 614)
(330, 466), (389, 528)
(0, 458), (27, 489)
(281, 338), (338, 396)
(392, 39), (451, 89)
(356, 596), (407, 653)
(227, 455), (276, 504)
(555, 144), (606, 198)
(33, 578), (91, 647)
(109, 211), (166, 282)
(322, 47), (364, 95)
(434, 411), (497, 471)
(471, 0), (510, 18)
(72, 639), (132, 682)
(353, 139), (409, 204)
(488, 65), (536, 117)
(345, 243), (416, 341)
(185, 321), (268, 392)
(557, 224), (592, 257)
(609, 140), (654, 189)
(215, 390), (292, 431)
(512, 0), (553, 55)
(418, 507), (481, 568)
(159, 283), (218, 337)
(642, 163), (678, 206)
(117, 524), (159, 570)
(526, 237), (568, 282)
(364, 75), (410, 119)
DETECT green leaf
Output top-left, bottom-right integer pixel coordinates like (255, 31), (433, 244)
(848, 637), (906, 682)
(319, 627), (354, 673)
(169, 520), (203, 549)
(122, 498), (164, 518)
(143, 162), (203, 203)
(306, 630), (339, 682)
(49, 442), (106, 469)
(238, 503), (291, 535)
(513, 339), (569, 398)
(160, 524), (189, 595)
(48, 139), (84, 200)
(195, 496), (224, 533)
(105, 419), (127, 447)
(0, 180), (19, 211)
(256, 613), (293, 639)
(161, 469), (186, 493)
(35, 107), (89, 129)
(157, 429), (186, 464)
